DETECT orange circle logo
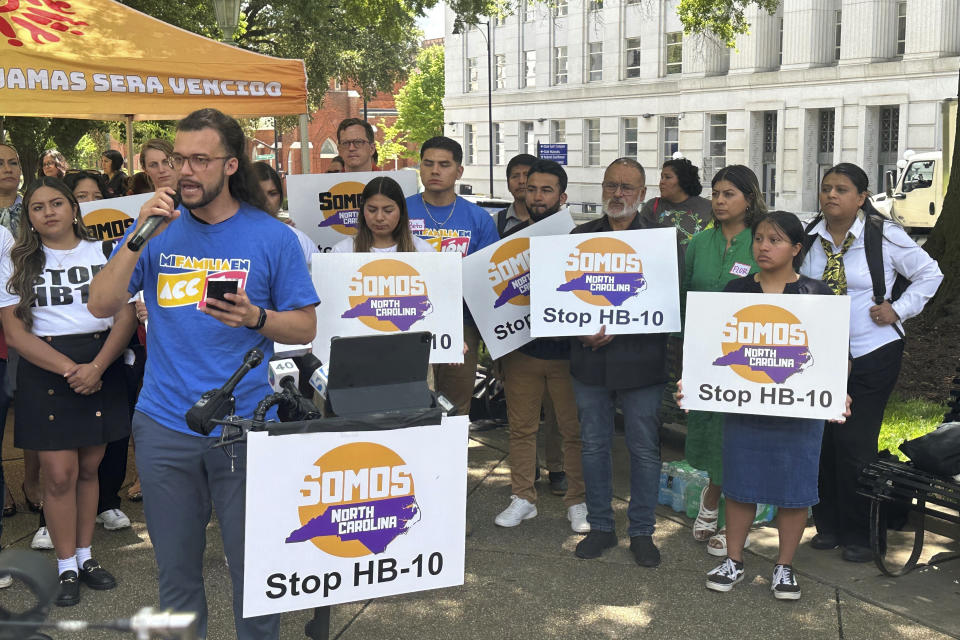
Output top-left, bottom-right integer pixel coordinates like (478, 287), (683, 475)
(317, 182), (364, 235)
(82, 208), (133, 241)
(285, 442), (419, 558)
(712, 304), (812, 384)
(341, 259), (432, 332)
(557, 237), (646, 307)
(489, 237), (531, 308)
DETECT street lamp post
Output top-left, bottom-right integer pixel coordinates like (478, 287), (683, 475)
(485, 20), (494, 197)
(210, 0), (241, 44)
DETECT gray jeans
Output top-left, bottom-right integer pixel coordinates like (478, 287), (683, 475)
(133, 411), (280, 640)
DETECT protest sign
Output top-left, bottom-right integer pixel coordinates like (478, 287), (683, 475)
(528, 228), (680, 337)
(80, 193), (151, 243)
(243, 417), (468, 615)
(681, 292), (850, 420)
(286, 171), (420, 253)
(312, 252), (463, 364)
(462, 210), (574, 360)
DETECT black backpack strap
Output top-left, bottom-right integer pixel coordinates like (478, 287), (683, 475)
(794, 214), (822, 270)
(863, 213), (887, 304)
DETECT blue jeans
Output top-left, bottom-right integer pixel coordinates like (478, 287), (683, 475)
(573, 380), (664, 537)
(133, 412), (280, 640)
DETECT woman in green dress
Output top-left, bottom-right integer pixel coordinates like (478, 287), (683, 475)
(682, 165), (766, 555)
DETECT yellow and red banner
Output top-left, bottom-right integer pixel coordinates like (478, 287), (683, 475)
(0, 0), (307, 119)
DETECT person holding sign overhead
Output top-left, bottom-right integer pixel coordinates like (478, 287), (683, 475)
(332, 176), (435, 253)
(407, 137), (499, 418)
(678, 211), (838, 600)
(799, 163), (942, 563)
(682, 165), (764, 556)
(494, 160), (587, 532)
(568, 158), (670, 568)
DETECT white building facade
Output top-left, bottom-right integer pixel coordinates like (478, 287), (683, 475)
(442, 0), (960, 213)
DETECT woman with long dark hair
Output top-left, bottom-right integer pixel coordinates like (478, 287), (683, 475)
(251, 161), (317, 263)
(682, 165), (765, 556)
(332, 176), (434, 253)
(0, 177), (136, 606)
(799, 163), (942, 562)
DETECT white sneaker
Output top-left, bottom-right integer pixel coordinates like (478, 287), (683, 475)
(96, 508), (131, 530)
(566, 502), (590, 533)
(494, 495), (537, 527)
(0, 574), (12, 589)
(31, 526), (53, 550)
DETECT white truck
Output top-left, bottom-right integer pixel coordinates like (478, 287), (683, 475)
(872, 98), (957, 231)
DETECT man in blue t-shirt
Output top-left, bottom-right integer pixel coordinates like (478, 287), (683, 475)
(406, 136), (498, 417)
(89, 109), (319, 640)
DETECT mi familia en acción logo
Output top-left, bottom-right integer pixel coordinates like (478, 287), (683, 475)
(285, 443), (421, 558)
(489, 238), (531, 308)
(712, 304), (813, 384)
(155, 253), (249, 309)
(317, 182), (364, 234)
(556, 237), (646, 306)
(340, 259), (433, 331)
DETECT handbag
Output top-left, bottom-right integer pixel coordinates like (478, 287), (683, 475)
(899, 422), (960, 478)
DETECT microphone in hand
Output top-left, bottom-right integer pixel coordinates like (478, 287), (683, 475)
(128, 190), (180, 252)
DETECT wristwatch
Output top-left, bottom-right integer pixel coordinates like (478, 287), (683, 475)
(247, 306), (267, 331)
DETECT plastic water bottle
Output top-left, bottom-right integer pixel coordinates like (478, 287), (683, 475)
(672, 469), (687, 512)
(754, 504), (777, 523)
(685, 471), (707, 519)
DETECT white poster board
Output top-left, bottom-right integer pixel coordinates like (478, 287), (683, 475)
(311, 252), (463, 364)
(243, 417), (468, 616)
(80, 192), (151, 244)
(681, 292), (850, 420)
(286, 171), (420, 253)
(462, 211), (574, 360)
(528, 228), (681, 337)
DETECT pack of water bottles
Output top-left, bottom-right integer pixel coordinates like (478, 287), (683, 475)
(658, 460), (776, 524)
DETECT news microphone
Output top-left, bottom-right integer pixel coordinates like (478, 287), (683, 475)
(308, 362), (329, 407)
(268, 358), (299, 394)
(186, 348), (264, 435)
(268, 357), (322, 421)
(127, 191), (180, 252)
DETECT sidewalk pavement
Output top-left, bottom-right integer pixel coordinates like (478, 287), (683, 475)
(0, 422), (957, 640)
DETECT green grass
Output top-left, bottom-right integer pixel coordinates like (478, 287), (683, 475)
(878, 394), (947, 460)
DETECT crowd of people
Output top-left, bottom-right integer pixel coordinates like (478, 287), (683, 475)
(0, 108), (945, 636)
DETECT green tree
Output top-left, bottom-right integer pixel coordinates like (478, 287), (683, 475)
(393, 45), (446, 150)
(3, 117), (108, 181)
(375, 120), (412, 167)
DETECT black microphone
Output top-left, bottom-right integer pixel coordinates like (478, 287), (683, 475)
(127, 191), (180, 252)
(186, 348), (264, 435)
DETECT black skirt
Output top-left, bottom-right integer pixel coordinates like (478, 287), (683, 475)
(15, 331), (130, 451)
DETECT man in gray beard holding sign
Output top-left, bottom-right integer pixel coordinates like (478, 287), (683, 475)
(568, 158), (670, 569)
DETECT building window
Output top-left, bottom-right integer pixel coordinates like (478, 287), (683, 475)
(896, 1), (907, 56)
(588, 0), (603, 12)
(879, 106), (900, 154)
(553, 46), (568, 84)
(334, 78), (342, 90)
(585, 118), (600, 166)
(466, 58), (478, 92)
(625, 37), (641, 78)
(522, 50), (536, 88)
(818, 109), (835, 155)
(778, 18), (783, 66)
(551, 119), (566, 143)
(495, 54), (506, 90)
(834, 10), (842, 61)
(662, 116), (679, 163)
(666, 32), (682, 75)
(622, 117), (638, 160)
(706, 113), (727, 177)
(553, 0), (567, 17)
(464, 124), (476, 164)
(588, 42), (602, 82)
(763, 112), (777, 155)
(520, 121), (535, 155)
(494, 123), (504, 165)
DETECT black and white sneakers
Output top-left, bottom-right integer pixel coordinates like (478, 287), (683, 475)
(705, 557), (745, 592)
(771, 564), (802, 600)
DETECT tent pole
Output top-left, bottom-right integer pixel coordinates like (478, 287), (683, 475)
(299, 113), (310, 174)
(125, 115), (135, 175)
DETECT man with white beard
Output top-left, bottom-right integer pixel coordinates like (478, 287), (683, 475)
(567, 158), (671, 569)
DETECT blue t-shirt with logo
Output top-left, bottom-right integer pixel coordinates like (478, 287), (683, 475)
(405, 194), (498, 257)
(119, 203), (320, 436)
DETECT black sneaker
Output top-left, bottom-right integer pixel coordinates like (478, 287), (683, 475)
(574, 530), (617, 559)
(629, 535), (661, 568)
(771, 564), (801, 600)
(548, 471), (568, 496)
(79, 559), (116, 590)
(705, 557), (744, 592)
(55, 571), (80, 607)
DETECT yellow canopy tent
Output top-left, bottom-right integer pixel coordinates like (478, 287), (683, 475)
(0, 0), (311, 170)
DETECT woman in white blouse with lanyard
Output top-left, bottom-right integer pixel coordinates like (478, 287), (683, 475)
(0, 178), (137, 606)
(799, 163), (942, 563)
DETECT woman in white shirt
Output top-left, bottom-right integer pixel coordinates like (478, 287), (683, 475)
(799, 163), (942, 563)
(0, 178), (136, 606)
(332, 176), (435, 253)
